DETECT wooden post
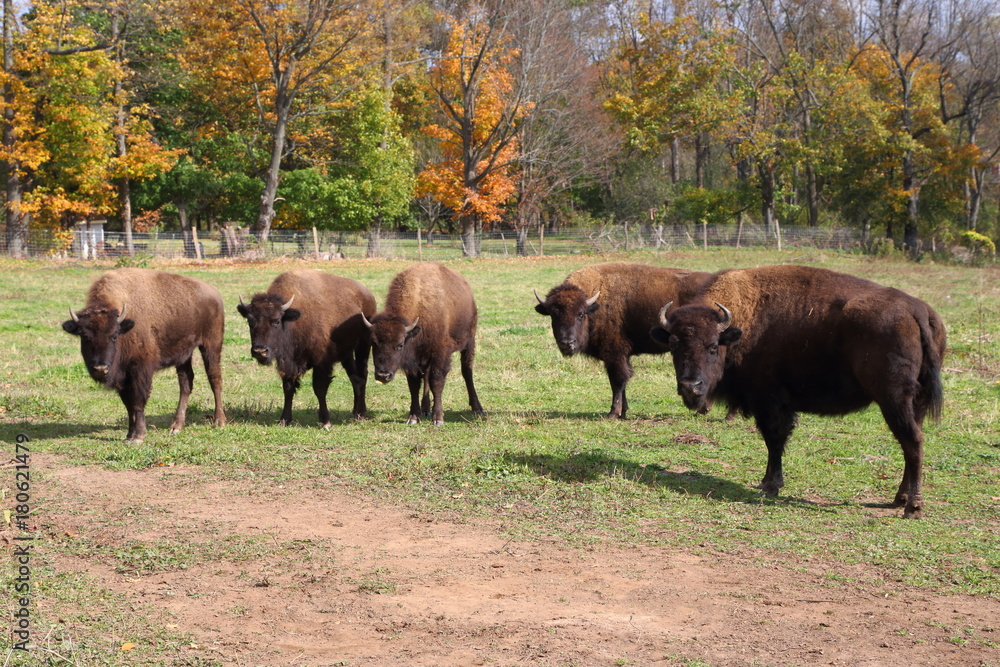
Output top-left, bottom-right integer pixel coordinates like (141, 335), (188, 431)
(539, 225), (544, 256)
(775, 219), (782, 251)
(417, 228), (423, 261)
(312, 226), (320, 259)
(736, 217), (743, 249)
(702, 220), (708, 251)
(192, 227), (202, 260)
(501, 233), (508, 258)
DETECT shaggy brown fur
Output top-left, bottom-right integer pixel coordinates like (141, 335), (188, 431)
(237, 269), (376, 426)
(62, 268), (226, 443)
(366, 262), (484, 426)
(652, 265), (946, 518)
(535, 262), (711, 418)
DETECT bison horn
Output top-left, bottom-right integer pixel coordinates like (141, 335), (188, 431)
(69, 307), (79, 323)
(658, 301), (673, 330)
(238, 294), (246, 308)
(715, 302), (732, 332)
(361, 312), (373, 329)
(534, 289), (545, 305)
(404, 317), (420, 334)
(585, 291), (601, 307)
(281, 294), (295, 311)
(117, 303), (128, 323)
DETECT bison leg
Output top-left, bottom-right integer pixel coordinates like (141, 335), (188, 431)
(405, 372), (423, 424)
(170, 358), (195, 434)
(119, 379), (150, 444)
(878, 401), (925, 519)
(279, 375), (301, 426)
(427, 364), (450, 427)
(460, 344), (485, 417)
(199, 342), (226, 427)
(345, 339), (370, 420)
(753, 407), (796, 496)
(312, 362), (334, 428)
(421, 377), (431, 417)
(603, 357), (634, 419)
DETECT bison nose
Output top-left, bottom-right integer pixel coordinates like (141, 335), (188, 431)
(375, 371), (394, 384)
(93, 364), (109, 374)
(557, 339), (577, 355)
(679, 379), (706, 396)
(251, 346), (269, 358)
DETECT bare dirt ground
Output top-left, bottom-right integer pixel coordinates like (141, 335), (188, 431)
(25, 454), (1000, 666)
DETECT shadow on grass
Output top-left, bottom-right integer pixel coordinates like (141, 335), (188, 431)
(507, 448), (825, 509)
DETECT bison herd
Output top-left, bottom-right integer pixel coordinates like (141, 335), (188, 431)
(63, 261), (946, 518)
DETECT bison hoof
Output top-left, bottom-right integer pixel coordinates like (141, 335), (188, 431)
(434, 420), (444, 427)
(320, 422), (332, 430)
(406, 416), (420, 425)
(902, 505), (923, 519)
(758, 481), (783, 497)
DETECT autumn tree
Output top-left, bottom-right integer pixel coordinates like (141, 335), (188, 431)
(418, 0), (528, 257)
(180, 0), (373, 244)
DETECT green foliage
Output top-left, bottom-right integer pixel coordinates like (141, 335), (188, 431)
(961, 231), (997, 256)
(671, 185), (756, 226)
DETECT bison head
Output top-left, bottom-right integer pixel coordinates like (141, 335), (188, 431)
(237, 293), (300, 365)
(363, 314), (421, 384)
(534, 285), (601, 356)
(62, 304), (135, 384)
(650, 302), (742, 414)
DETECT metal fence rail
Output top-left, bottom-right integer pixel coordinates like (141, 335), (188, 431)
(3, 223), (864, 260)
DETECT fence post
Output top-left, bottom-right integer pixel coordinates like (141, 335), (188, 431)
(417, 228), (423, 261)
(312, 226), (320, 259)
(539, 225), (544, 256)
(775, 219), (782, 251)
(192, 227), (202, 260)
(703, 220), (708, 251)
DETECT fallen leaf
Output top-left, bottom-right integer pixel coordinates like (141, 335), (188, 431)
(121, 643), (135, 651)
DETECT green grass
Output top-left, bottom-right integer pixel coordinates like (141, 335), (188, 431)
(1, 248), (998, 663)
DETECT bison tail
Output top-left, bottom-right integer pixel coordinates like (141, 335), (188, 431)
(917, 312), (945, 423)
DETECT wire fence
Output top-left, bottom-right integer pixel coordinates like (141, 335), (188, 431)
(4, 222), (865, 261)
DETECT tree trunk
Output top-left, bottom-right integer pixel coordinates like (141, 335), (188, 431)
(758, 162), (776, 236)
(367, 218), (382, 258)
(516, 226), (528, 256)
(902, 150), (919, 252)
(178, 200), (196, 258)
(2, 0), (27, 257)
(253, 92), (292, 244)
(695, 132), (709, 189)
(111, 12), (133, 256)
(461, 215), (479, 258)
(670, 137), (680, 183)
(967, 167), (984, 230)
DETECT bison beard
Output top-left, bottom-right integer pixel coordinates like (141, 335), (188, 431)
(651, 265), (946, 519)
(62, 269), (227, 443)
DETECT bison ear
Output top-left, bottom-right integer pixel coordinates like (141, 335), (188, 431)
(534, 302), (549, 316)
(405, 325), (422, 341)
(282, 308), (302, 323)
(649, 326), (672, 349)
(586, 302), (600, 315)
(62, 320), (82, 336)
(236, 303), (250, 318)
(719, 326), (742, 348)
(118, 319), (136, 335)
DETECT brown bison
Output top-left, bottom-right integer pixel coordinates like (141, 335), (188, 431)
(363, 262), (485, 426)
(237, 269), (376, 426)
(534, 262), (711, 418)
(650, 265), (946, 518)
(62, 268), (226, 443)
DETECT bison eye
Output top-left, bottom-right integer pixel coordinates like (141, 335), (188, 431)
(708, 343), (719, 354)
(395, 343), (404, 350)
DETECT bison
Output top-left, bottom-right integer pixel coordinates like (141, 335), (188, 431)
(534, 262), (711, 418)
(237, 269), (376, 426)
(650, 265), (946, 518)
(62, 268), (226, 443)
(363, 262), (485, 426)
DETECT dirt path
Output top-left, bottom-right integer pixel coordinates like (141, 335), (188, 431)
(29, 455), (1000, 666)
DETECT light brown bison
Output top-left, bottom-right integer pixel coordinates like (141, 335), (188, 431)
(651, 265), (946, 518)
(237, 269), (376, 426)
(534, 262), (711, 418)
(363, 262), (484, 426)
(62, 268), (226, 443)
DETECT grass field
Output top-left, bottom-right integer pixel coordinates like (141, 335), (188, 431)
(1, 248), (998, 665)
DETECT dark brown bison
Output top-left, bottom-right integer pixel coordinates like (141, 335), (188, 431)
(534, 262), (711, 418)
(62, 268), (226, 443)
(650, 265), (946, 518)
(237, 269), (376, 427)
(363, 262), (484, 426)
